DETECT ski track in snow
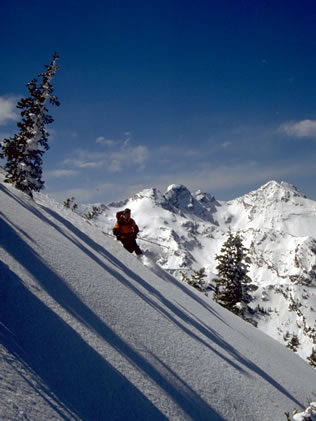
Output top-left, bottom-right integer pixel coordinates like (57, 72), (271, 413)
(1, 178), (316, 420)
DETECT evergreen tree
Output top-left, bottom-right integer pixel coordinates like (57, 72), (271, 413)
(181, 267), (208, 293)
(64, 197), (78, 211)
(213, 230), (252, 316)
(0, 53), (60, 197)
(286, 334), (300, 352)
(84, 205), (101, 220)
(307, 348), (316, 368)
(189, 267), (207, 292)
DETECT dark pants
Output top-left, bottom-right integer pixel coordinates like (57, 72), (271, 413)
(121, 238), (142, 255)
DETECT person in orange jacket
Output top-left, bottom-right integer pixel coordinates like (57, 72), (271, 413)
(113, 208), (142, 255)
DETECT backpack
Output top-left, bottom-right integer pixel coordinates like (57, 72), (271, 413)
(116, 211), (125, 224)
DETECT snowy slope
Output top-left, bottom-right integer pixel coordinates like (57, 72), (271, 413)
(1, 177), (316, 420)
(84, 182), (316, 364)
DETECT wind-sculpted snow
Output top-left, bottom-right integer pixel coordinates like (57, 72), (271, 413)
(83, 180), (316, 364)
(1, 176), (316, 420)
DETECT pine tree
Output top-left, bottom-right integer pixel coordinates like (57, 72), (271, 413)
(0, 53), (60, 197)
(64, 197), (78, 211)
(189, 267), (207, 292)
(307, 348), (316, 368)
(213, 230), (252, 316)
(286, 334), (300, 352)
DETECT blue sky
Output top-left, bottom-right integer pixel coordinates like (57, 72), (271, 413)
(1, 0), (316, 204)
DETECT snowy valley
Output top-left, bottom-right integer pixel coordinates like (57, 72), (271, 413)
(77, 181), (316, 365)
(1, 175), (316, 420)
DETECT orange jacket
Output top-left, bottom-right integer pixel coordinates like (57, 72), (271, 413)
(113, 218), (139, 240)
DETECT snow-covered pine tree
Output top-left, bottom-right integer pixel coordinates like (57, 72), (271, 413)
(181, 267), (208, 293)
(213, 230), (252, 317)
(0, 53), (60, 197)
(189, 267), (207, 292)
(287, 334), (300, 352)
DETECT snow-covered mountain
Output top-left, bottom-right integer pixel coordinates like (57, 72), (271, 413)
(1, 175), (316, 420)
(80, 181), (316, 365)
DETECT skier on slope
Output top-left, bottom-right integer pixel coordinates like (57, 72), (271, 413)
(113, 208), (142, 255)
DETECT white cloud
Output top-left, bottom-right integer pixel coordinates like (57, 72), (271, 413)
(78, 161), (104, 169)
(127, 145), (149, 166)
(108, 140), (149, 173)
(279, 119), (316, 139)
(63, 153), (104, 169)
(62, 140), (149, 174)
(108, 159), (122, 173)
(0, 96), (19, 125)
(46, 169), (78, 178)
(96, 131), (133, 147)
(96, 136), (117, 146)
(221, 141), (232, 148)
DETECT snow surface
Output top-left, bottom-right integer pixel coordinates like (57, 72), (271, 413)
(1, 177), (316, 420)
(293, 402), (316, 420)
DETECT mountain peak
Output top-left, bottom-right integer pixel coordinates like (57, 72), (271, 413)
(132, 187), (165, 204)
(165, 184), (191, 195)
(260, 180), (305, 196)
(194, 189), (219, 209)
(162, 184), (217, 222)
(164, 184), (193, 210)
(244, 180), (307, 203)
